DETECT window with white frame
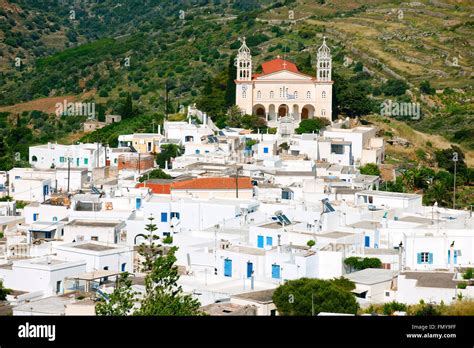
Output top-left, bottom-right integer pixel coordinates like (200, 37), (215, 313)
(321, 109), (326, 116)
(322, 91), (326, 99)
(294, 91), (298, 99)
(242, 90), (246, 98)
(306, 91), (311, 99)
(257, 91), (261, 99)
(270, 91), (274, 98)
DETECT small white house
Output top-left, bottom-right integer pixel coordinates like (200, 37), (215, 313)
(55, 241), (133, 273)
(344, 268), (397, 303)
(29, 142), (106, 171)
(0, 257), (86, 297)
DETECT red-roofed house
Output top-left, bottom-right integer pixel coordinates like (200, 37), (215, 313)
(136, 177), (255, 199)
(234, 37), (333, 126)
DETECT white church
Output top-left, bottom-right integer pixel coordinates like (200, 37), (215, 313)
(235, 37), (333, 126)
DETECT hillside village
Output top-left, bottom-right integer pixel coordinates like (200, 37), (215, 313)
(0, 37), (472, 317)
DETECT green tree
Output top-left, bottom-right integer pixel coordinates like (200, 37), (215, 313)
(344, 257), (382, 272)
(381, 79), (408, 96)
(435, 146), (467, 175)
(156, 144), (182, 169)
(382, 301), (407, 315)
(295, 118), (330, 134)
(135, 247), (202, 316)
(138, 168), (172, 183)
(96, 214), (202, 316)
(224, 55), (237, 107)
(272, 278), (359, 316)
(0, 279), (12, 301)
(120, 94), (134, 119)
(420, 80), (435, 95)
(95, 272), (136, 316)
(359, 163), (380, 176)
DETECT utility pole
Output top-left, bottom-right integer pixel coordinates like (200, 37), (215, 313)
(67, 157), (71, 193)
(453, 152), (458, 209)
(235, 164), (239, 198)
(138, 152), (141, 175)
(165, 81), (169, 119)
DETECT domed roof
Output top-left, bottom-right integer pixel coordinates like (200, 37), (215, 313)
(317, 36), (331, 58)
(238, 37), (251, 57)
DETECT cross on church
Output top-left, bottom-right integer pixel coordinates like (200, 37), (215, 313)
(239, 36), (246, 44)
(282, 60), (287, 69)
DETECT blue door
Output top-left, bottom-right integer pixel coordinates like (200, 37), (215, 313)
(135, 197), (142, 209)
(272, 264), (281, 279)
(224, 259), (232, 277)
(448, 250), (458, 264)
(43, 185), (49, 196)
(257, 235), (264, 248)
(247, 262), (253, 278)
(364, 236), (370, 247)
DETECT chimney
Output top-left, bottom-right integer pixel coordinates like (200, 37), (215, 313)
(449, 242), (454, 272)
(398, 242), (403, 273)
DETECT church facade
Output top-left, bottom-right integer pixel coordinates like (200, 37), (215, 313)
(235, 37), (333, 125)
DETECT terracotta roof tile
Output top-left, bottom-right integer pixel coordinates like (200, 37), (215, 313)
(171, 177), (253, 190)
(261, 58), (299, 75)
(136, 182), (171, 194)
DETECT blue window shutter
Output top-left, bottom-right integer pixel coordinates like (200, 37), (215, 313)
(264, 147), (269, 154)
(224, 259), (232, 277)
(257, 235), (264, 248)
(447, 250), (450, 264)
(364, 236), (370, 247)
(417, 253), (422, 264)
(428, 253), (433, 264)
(266, 236), (273, 246)
(272, 264), (281, 279)
(161, 212), (167, 222)
(246, 262), (253, 278)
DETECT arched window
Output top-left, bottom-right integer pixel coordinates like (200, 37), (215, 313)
(306, 91), (311, 99)
(32, 155), (38, 162)
(242, 90), (247, 98)
(294, 91), (298, 99)
(322, 91), (326, 99)
(270, 91), (274, 99)
(257, 91), (261, 99)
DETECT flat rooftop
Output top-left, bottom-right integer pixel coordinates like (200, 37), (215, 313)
(231, 289), (275, 304)
(401, 272), (457, 289)
(227, 245), (266, 256)
(318, 231), (354, 239)
(32, 259), (68, 266)
(345, 268), (397, 285)
(357, 190), (421, 199)
(348, 221), (382, 229)
(68, 220), (122, 228)
(71, 243), (117, 252)
(260, 222), (286, 229)
(398, 216), (435, 224)
(14, 295), (74, 315)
